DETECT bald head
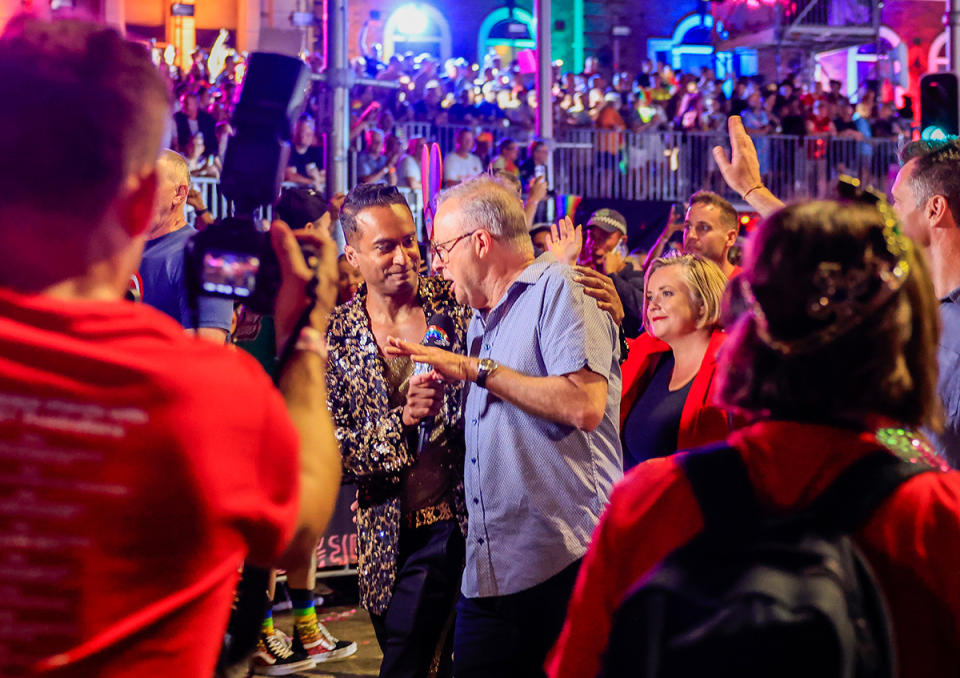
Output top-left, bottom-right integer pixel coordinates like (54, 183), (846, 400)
(159, 149), (190, 186)
(150, 150), (191, 239)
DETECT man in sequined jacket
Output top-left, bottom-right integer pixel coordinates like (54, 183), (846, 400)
(326, 184), (469, 678)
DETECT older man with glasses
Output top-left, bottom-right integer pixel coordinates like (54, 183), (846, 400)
(388, 174), (623, 678)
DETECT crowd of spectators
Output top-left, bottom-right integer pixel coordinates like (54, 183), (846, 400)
(344, 49), (915, 141)
(158, 39), (915, 201)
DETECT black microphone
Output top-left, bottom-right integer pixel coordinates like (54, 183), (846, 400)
(414, 314), (455, 455)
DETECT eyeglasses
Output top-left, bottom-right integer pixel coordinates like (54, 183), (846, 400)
(430, 230), (478, 263)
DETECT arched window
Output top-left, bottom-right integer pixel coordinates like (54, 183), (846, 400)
(646, 13), (733, 77)
(845, 27), (905, 91)
(383, 4), (452, 61)
(477, 8), (536, 67)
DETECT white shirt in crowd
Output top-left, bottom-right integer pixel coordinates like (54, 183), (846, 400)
(443, 152), (484, 184)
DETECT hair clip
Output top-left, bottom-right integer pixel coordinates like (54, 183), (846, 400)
(742, 183), (913, 355)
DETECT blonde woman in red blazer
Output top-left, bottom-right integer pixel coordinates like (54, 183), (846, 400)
(619, 255), (731, 469)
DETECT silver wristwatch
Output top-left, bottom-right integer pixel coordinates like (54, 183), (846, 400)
(475, 357), (499, 388)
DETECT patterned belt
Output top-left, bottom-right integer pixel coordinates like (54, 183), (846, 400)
(401, 501), (455, 529)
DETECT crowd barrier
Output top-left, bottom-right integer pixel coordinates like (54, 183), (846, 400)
(393, 123), (902, 206)
(551, 129), (902, 205)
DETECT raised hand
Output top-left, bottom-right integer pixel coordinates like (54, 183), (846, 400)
(712, 115), (762, 197)
(546, 216), (583, 266)
(528, 175), (548, 204)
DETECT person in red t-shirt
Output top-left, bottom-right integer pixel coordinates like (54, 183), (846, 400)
(0, 15), (343, 677)
(547, 199), (960, 677)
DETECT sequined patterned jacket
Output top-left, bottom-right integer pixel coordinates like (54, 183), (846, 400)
(325, 275), (470, 615)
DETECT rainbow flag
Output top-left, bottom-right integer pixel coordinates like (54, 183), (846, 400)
(555, 194), (582, 221)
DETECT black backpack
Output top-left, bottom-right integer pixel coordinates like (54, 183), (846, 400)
(599, 443), (933, 678)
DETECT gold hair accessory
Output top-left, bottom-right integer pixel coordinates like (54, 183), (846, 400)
(742, 181), (912, 355)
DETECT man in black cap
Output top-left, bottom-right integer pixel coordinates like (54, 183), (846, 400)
(549, 208), (645, 337)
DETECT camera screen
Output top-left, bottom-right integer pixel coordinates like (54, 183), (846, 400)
(201, 249), (260, 298)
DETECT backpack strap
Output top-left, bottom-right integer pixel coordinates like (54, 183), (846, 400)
(678, 443), (758, 532)
(679, 444), (935, 536)
(802, 450), (934, 535)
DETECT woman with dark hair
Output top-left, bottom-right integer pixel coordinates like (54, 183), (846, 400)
(620, 255), (731, 470)
(548, 200), (960, 678)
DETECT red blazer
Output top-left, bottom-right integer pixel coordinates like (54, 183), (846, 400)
(620, 329), (730, 450)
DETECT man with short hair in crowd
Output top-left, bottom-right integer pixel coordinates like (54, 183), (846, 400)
(174, 90), (217, 156)
(137, 149), (233, 342)
(442, 128), (484, 187)
(891, 139), (960, 467)
(327, 184), (469, 677)
(357, 128), (400, 186)
(0, 14), (343, 676)
(285, 116), (325, 191)
(578, 209), (644, 336)
(644, 191), (743, 279)
(387, 175), (623, 678)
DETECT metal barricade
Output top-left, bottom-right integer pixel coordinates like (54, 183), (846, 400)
(194, 129), (901, 226)
(551, 128), (900, 205)
(396, 121), (508, 158)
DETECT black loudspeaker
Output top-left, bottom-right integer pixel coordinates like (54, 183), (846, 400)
(221, 52), (311, 211)
(554, 20), (566, 31)
(920, 72), (959, 141)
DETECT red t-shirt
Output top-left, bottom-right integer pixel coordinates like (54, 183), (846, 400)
(0, 289), (300, 676)
(547, 421), (960, 678)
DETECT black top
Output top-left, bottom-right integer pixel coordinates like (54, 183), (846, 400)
(622, 353), (693, 471)
(288, 145), (324, 176)
(781, 114), (806, 137)
(872, 119), (896, 138)
(834, 118), (859, 134)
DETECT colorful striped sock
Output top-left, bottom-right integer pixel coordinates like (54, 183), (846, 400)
(261, 608), (275, 636)
(290, 588), (315, 620)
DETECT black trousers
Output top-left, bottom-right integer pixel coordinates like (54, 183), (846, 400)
(369, 520), (464, 678)
(453, 558), (582, 678)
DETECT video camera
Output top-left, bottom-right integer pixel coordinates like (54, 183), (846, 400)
(185, 52), (313, 316)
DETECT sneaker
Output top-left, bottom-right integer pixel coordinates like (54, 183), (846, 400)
(252, 631), (316, 675)
(293, 622), (358, 663)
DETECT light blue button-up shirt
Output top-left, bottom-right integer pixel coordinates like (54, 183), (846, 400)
(461, 254), (623, 598)
(932, 286), (960, 467)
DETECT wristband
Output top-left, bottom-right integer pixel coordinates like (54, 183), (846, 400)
(195, 207), (209, 216)
(294, 326), (328, 361)
(742, 184), (764, 200)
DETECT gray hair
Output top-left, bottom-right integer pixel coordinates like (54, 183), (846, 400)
(437, 175), (532, 252)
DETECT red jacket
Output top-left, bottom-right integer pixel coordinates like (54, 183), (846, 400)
(547, 421), (960, 678)
(620, 330), (730, 450)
